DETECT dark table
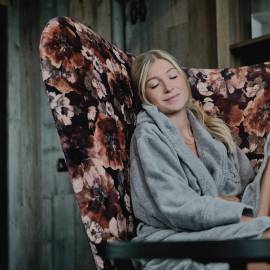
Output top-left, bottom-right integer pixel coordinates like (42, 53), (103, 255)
(106, 240), (270, 270)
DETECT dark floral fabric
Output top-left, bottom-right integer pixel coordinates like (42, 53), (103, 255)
(184, 65), (270, 170)
(40, 16), (270, 270)
(40, 16), (138, 270)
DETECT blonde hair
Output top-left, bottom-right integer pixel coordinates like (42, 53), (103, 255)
(131, 49), (236, 153)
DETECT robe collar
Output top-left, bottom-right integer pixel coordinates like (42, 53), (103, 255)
(140, 104), (228, 195)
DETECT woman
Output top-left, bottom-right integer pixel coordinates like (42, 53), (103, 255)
(129, 49), (270, 270)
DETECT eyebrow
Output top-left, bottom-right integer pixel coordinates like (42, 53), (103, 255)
(146, 67), (177, 84)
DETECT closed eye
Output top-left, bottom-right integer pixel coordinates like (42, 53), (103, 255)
(148, 74), (177, 89)
(150, 84), (159, 89)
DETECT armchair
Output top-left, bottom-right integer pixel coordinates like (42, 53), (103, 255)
(39, 17), (270, 270)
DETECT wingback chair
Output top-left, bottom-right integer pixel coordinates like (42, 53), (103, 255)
(39, 17), (270, 270)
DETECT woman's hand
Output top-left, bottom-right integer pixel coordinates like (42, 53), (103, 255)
(215, 195), (240, 202)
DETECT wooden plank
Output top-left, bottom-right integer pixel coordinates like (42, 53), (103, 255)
(19, 0), (42, 268)
(168, 23), (189, 67)
(167, 0), (188, 27)
(70, 0), (111, 40)
(8, 0), (42, 270)
(125, 10), (143, 53)
(74, 204), (93, 270)
(42, 198), (53, 270)
(97, 0), (111, 41)
(56, 0), (70, 17)
(230, 0), (251, 66)
(39, 2), (57, 270)
(69, 0), (95, 28)
(216, 0), (230, 68)
(0, 4), (7, 269)
(233, 0), (251, 43)
(112, 0), (124, 48)
(216, 0), (252, 67)
(8, 1), (23, 269)
(39, 0), (56, 31)
(188, 0), (217, 67)
(53, 194), (75, 270)
(150, 29), (169, 51)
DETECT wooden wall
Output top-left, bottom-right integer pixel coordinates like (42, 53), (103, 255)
(8, 0), (111, 270)
(125, 0), (217, 68)
(216, 0), (251, 67)
(0, 3), (8, 269)
(125, 0), (250, 68)
(8, 1), (42, 269)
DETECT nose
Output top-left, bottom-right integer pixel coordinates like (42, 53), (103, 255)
(163, 79), (173, 93)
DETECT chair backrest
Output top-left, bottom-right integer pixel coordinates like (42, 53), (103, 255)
(185, 64), (270, 171)
(39, 16), (270, 270)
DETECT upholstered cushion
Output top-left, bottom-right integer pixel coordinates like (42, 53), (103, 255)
(40, 16), (270, 270)
(40, 16), (138, 270)
(185, 65), (270, 171)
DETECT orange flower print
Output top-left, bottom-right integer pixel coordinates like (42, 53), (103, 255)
(94, 113), (126, 170)
(40, 20), (84, 70)
(243, 89), (270, 136)
(226, 105), (243, 128)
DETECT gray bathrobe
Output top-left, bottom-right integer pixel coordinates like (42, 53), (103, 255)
(130, 104), (270, 270)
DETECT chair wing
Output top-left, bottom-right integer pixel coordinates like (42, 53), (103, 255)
(39, 16), (138, 270)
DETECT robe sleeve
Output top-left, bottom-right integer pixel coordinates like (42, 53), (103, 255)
(130, 133), (254, 231)
(240, 134), (270, 214)
(234, 146), (255, 188)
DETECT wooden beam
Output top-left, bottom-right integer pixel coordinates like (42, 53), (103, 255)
(216, 0), (233, 68)
(189, 0), (217, 68)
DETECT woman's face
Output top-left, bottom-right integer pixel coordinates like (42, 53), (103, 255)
(145, 58), (190, 116)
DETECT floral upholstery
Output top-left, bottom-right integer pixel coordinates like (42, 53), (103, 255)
(185, 65), (270, 171)
(39, 16), (270, 270)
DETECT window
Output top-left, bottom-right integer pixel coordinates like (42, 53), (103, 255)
(251, 0), (270, 38)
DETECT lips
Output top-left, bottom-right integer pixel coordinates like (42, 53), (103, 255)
(163, 93), (180, 101)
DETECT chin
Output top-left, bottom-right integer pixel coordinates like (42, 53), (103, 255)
(163, 107), (184, 115)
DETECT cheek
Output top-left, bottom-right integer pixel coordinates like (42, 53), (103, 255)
(145, 89), (158, 104)
(177, 78), (188, 88)
(178, 80), (190, 96)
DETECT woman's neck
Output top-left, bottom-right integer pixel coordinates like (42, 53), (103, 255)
(166, 108), (193, 139)
(166, 108), (198, 156)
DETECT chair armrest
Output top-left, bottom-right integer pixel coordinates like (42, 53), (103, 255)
(106, 240), (270, 270)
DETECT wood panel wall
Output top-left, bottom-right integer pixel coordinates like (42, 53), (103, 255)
(8, 0), (42, 269)
(8, 0), (111, 270)
(126, 0), (217, 68)
(0, 4), (7, 269)
(69, 0), (111, 41)
(216, 0), (251, 67)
